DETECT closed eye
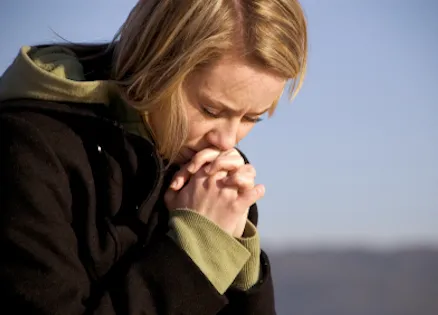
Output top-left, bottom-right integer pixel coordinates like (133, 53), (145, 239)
(201, 105), (263, 123)
(244, 116), (264, 123)
(201, 106), (221, 118)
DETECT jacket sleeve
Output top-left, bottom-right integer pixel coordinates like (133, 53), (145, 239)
(220, 250), (277, 315)
(0, 113), (229, 315)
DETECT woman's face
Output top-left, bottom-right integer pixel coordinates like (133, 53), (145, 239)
(178, 56), (286, 164)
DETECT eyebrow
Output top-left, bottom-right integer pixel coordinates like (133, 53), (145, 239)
(205, 94), (271, 116)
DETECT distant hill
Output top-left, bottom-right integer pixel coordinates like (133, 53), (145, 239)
(267, 248), (438, 315)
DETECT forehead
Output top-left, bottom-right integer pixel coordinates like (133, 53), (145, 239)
(194, 57), (285, 111)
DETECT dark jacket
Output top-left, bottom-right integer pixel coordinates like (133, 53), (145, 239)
(0, 46), (276, 315)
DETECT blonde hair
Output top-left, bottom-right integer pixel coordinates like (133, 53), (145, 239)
(112, 0), (307, 162)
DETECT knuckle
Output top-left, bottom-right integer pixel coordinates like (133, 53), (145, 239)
(231, 148), (244, 160)
(238, 164), (254, 176)
(236, 156), (245, 166)
(233, 154), (244, 163)
(212, 170), (228, 180)
(191, 155), (203, 166)
(217, 159), (230, 167)
(247, 165), (256, 176)
(193, 150), (210, 163)
(230, 148), (240, 155)
(235, 174), (247, 184)
(211, 157), (227, 170)
(246, 163), (255, 171)
(194, 150), (220, 167)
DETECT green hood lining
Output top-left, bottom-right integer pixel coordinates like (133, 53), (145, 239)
(0, 45), (149, 139)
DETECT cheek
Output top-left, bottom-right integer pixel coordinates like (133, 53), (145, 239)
(187, 122), (207, 138)
(185, 112), (214, 143)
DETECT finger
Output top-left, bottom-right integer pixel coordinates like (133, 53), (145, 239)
(222, 166), (256, 191)
(224, 173), (255, 191)
(204, 154), (245, 175)
(237, 184), (265, 207)
(227, 164), (256, 179)
(186, 148), (223, 173)
(170, 148), (231, 190)
(206, 169), (229, 189)
(170, 148), (239, 190)
(169, 166), (192, 190)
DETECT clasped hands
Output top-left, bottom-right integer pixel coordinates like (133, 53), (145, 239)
(165, 148), (265, 238)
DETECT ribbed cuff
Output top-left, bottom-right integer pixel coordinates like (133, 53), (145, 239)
(232, 220), (261, 290)
(167, 209), (251, 294)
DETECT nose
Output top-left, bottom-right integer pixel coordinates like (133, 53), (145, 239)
(207, 121), (239, 151)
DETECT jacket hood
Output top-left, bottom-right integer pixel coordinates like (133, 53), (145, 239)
(0, 46), (112, 104)
(0, 45), (150, 139)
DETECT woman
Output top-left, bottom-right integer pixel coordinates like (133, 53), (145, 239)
(0, 0), (307, 314)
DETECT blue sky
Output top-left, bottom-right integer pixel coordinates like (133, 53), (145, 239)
(1, 0), (437, 249)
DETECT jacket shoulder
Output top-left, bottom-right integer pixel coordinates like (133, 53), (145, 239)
(1, 98), (112, 142)
(1, 100), (96, 174)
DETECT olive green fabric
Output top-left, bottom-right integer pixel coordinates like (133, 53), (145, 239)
(233, 219), (261, 290)
(168, 209), (252, 294)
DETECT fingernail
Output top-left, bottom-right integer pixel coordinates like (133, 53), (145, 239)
(187, 164), (195, 173)
(171, 179), (180, 189)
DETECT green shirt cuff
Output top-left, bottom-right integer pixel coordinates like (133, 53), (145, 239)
(232, 220), (261, 290)
(167, 209), (250, 294)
